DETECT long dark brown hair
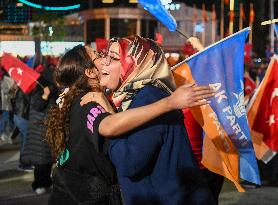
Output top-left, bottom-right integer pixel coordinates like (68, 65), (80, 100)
(45, 45), (101, 157)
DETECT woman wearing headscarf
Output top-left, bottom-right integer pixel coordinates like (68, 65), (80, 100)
(46, 44), (214, 205)
(83, 36), (215, 205)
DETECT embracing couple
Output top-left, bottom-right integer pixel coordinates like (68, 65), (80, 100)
(46, 36), (216, 205)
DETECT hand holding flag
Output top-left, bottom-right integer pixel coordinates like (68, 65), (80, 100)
(172, 28), (261, 191)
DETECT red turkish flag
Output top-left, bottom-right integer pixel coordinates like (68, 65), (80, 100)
(1, 53), (40, 94)
(244, 74), (256, 95)
(251, 58), (278, 151)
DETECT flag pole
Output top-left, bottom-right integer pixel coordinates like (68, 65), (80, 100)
(220, 0), (225, 39)
(211, 4), (216, 43)
(229, 0), (235, 35)
(270, 0), (274, 53)
(35, 80), (44, 89)
(239, 3), (243, 30)
(176, 29), (189, 39)
(171, 27), (251, 71)
(192, 4), (197, 37)
(202, 3), (206, 45)
(249, 3), (255, 44)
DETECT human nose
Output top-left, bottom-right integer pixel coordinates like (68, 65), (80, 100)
(100, 56), (110, 66)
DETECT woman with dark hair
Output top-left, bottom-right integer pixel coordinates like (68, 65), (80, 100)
(46, 44), (214, 205)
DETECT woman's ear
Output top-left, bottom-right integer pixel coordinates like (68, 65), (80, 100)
(85, 69), (97, 79)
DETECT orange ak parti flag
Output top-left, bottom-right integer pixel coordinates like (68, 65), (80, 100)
(171, 28), (261, 192)
(247, 55), (278, 163)
(172, 63), (244, 192)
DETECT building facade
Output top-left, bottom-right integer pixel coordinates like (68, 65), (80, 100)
(78, 2), (217, 52)
(0, 1), (218, 55)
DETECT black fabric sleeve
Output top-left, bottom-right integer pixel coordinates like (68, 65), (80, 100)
(81, 102), (111, 154)
(31, 88), (49, 112)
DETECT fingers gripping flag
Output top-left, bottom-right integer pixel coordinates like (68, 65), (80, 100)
(1, 53), (40, 94)
(172, 28), (261, 190)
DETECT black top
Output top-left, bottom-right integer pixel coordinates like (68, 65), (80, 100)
(60, 95), (117, 184)
(51, 95), (121, 204)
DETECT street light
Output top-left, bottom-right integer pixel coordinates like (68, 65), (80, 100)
(229, 0), (234, 35)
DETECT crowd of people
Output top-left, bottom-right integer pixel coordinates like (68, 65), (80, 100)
(0, 35), (277, 205)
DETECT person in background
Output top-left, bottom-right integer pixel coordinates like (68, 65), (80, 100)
(22, 65), (58, 195)
(13, 86), (33, 172)
(0, 69), (15, 145)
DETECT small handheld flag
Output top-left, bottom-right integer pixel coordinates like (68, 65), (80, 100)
(1, 53), (41, 94)
(172, 28), (261, 190)
(247, 55), (278, 162)
(138, 0), (189, 38)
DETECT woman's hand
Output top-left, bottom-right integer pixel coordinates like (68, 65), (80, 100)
(187, 37), (204, 52)
(166, 84), (215, 110)
(42, 86), (51, 100)
(80, 92), (115, 114)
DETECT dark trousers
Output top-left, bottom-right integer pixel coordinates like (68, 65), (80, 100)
(32, 164), (53, 190)
(259, 155), (278, 186)
(202, 169), (224, 205)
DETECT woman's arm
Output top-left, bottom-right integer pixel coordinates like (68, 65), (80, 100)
(81, 84), (214, 138)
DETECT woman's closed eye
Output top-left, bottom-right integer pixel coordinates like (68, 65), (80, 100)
(109, 56), (120, 61)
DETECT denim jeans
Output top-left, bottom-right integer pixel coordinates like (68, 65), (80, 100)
(0, 111), (14, 142)
(13, 115), (29, 161)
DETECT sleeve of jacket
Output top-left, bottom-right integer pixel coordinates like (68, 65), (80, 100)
(108, 88), (166, 178)
(32, 89), (49, 112)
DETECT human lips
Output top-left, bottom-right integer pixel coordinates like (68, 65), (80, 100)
(101, 69), (110, 75)
(99, 67), (110, 82)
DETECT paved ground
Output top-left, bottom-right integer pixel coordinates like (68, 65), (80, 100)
(219, 181), (278, 205)
(0, 143), (278, 205)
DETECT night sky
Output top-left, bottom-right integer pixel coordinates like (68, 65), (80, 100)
(0, 0), (276, 56)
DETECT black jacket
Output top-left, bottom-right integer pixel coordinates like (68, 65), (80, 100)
(21, 83), (58, 165)
(13, 88), (30, 119)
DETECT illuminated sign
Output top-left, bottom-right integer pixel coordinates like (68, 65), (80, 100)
(161, 0), (181, 11)
(102, 0), (114, 3)
(18, 0), (80, 11)
(164, 3), (181, 11)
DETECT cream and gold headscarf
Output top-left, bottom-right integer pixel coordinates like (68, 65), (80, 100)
(112, 36), (176, 111)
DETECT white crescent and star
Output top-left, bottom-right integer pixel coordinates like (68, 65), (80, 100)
(267, 114), (275, 126)
(8, 67), (23, 86)
(270, 88), (278, 105)
(8, 67), (14, 76)
(265, 88), (278, 127)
